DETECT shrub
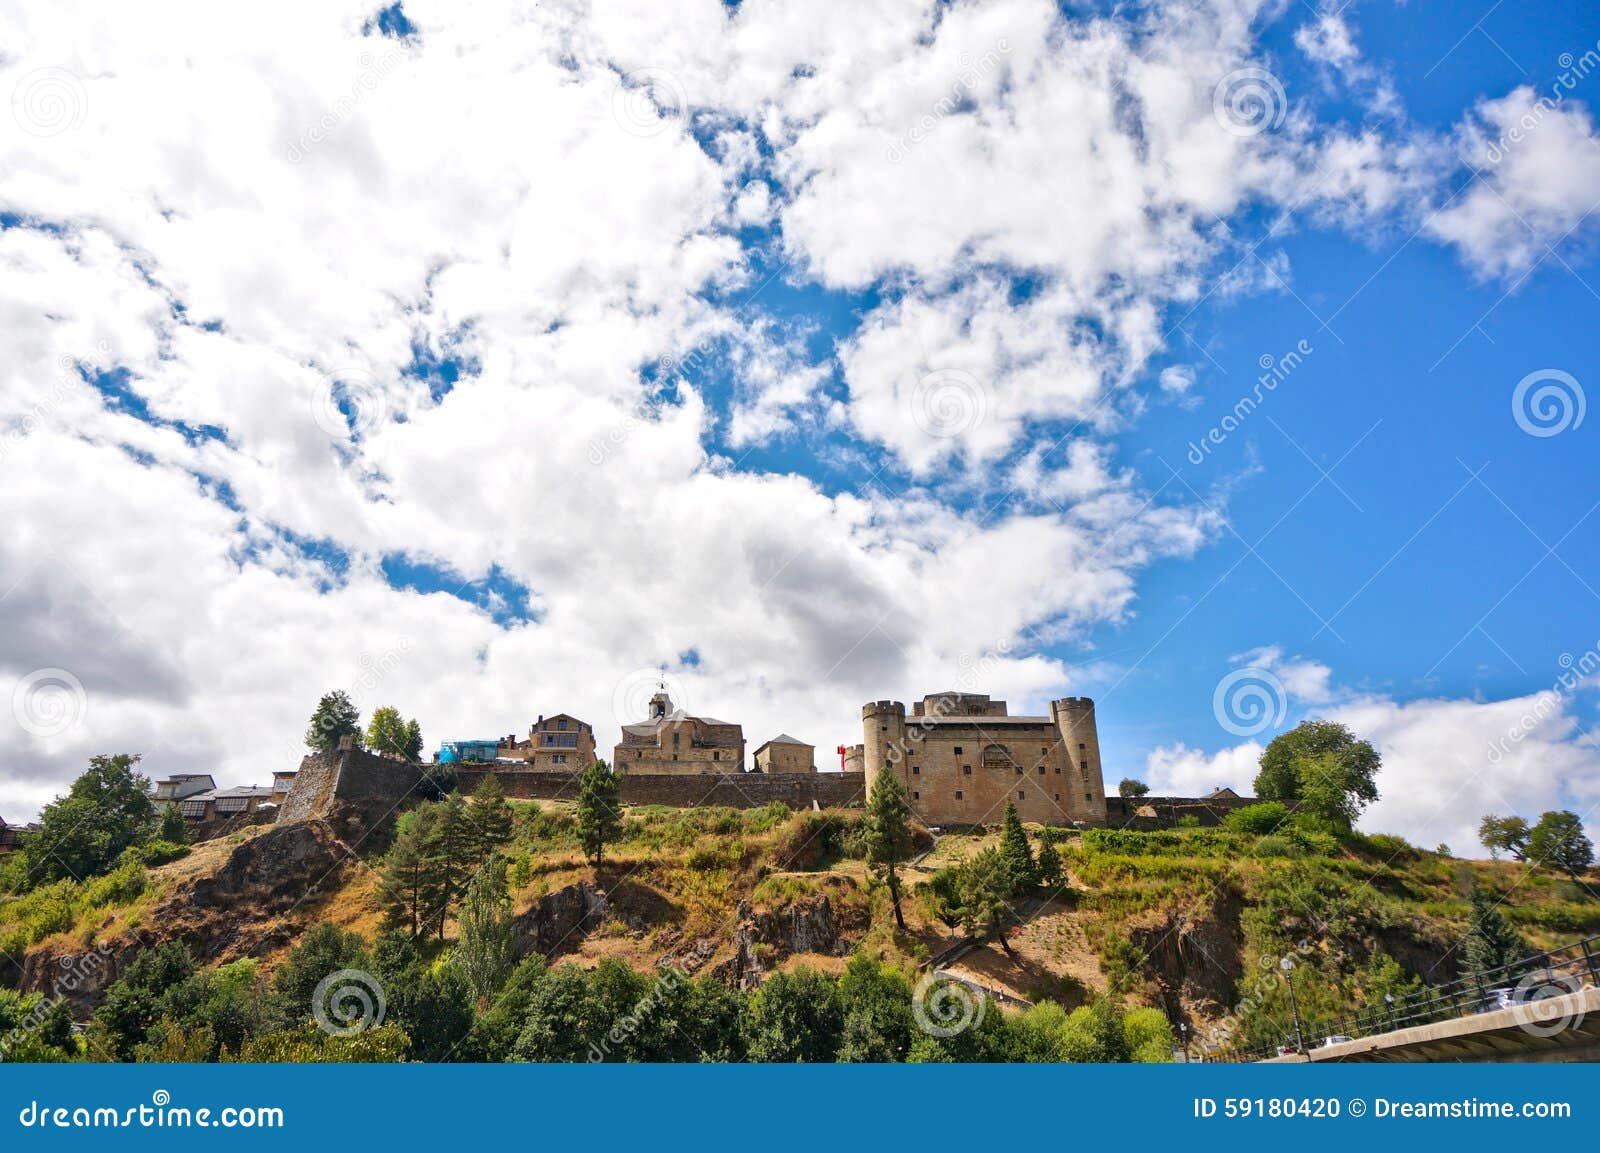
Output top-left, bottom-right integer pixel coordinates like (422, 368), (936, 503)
(134, 840), (191, 867)
(1224, 802), (1290, 835)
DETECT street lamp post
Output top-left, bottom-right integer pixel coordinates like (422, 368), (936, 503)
(1281, 956), (1305, 1054)
(1384, 992), (1397, 1033)
(1179, 1021), (1189, 1063)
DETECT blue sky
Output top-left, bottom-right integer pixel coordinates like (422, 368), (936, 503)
(1, 0), (1598, 852)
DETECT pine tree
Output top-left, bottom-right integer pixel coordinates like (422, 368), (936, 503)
(575, 760), (623, 877)
(998, 801), (1038, 889)
(430, 795), (477, 940)
(863, 770), (915, 930)
(455, 855), (516, 1001)
(467, 773), (515, 860)
(381, 806), (443, 939)
(1036, 836), (1063, 888)
(959, 847), (1018, 957)
(1463, 888), (1526, 979)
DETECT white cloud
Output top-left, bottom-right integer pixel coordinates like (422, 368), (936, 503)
(1429, 88), (1600, 278)
(1147, 647), (1600, 856)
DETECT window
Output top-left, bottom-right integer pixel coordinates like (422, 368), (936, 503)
(713, 751), (720, 761)
(1017, 790), (1025, 801)
(636, 750), (643, 759)
(913, 791), (920, 800)
(1078, 742), (1086, 750)
(953, 747), (962, 755)
(1037, 766), (1045, 775)
(542, 733), (578, 748)
(1085, 792), (1093, 802)
(673, 733), (681, 748)
(558, 718), (568, 730)
(955, 790), (963, 800)
(1041, 747), (1049, 755)
(672, 754), (679, 761)
(1054, 766), (1061, 774)
(181, 800), (208, 818)
(962, 764), (971, 775)
(912, 765), (920, 775)
(1014, 765), (1022, 775)
(1054, 793), (1061, 801)
(552, 754), (566, 765)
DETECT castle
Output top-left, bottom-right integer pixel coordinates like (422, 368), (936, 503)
(856, 692), (1105, 827)
(422, 685), (1107, 828)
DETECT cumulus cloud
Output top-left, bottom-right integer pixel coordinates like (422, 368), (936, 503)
(0, 0), (1589, 824)
(1145, 647), (1600, 856)
(1429, 88), (1600, 278)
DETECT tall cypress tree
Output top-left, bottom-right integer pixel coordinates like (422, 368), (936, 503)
(998, 801), (1038, 890)
(575, 760), (623, 877)
(864, 770), (915, 930)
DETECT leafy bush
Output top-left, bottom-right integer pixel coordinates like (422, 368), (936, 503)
(133, 840), (191, 867)
(1225, 802), (1290, 835)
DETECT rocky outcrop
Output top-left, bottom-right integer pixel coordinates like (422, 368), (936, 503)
(511, 882), (607, 957)
(16, 819), (359, 1010)
(715, 893), (848, 988)
(1130, 890), (1245, 1017)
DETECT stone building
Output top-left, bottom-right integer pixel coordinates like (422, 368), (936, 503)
(497, 713), (597, 770)
(858, 691), (1105, 827)
(752, 734), (815, 774)
(615, 689), (745, 773)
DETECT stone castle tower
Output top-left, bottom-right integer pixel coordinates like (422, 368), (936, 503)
(861, 691), (1105, 827)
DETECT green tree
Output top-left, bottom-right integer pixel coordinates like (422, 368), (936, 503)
(1254, 720), (1380, 830)
(1058, 998), (1130, 1062)
(429, 795), (479, 939)
(455, 855), (517, 1001)
(1118, 778), (1150, 799)
(1462, 888), (1526, 978)
(381, 805), (444, 939)
(958, 847), (1018, 957)
(921, 865), (966, 931)
(366, 706), (423, 760)
(95, 941), (197, 1060)
(27, 754), (157, 884)
(1527, 810), (1594, 879)
(269, 922), (371, 1026)
(1478, 814), (1530, 861)
(467, 773), (515, 860)
(304, 690), (362, 753)
(998, 801), (1038, 889)
(575, 760), (623, 876)
(742, 966), (845, 1062)
(1122, 1006), (1176, 1062)
(157, 804), (189, 845)
(863, 770), (915, 930)
(835, 955), (915, 1062)
(1035, 835), (1063, 887)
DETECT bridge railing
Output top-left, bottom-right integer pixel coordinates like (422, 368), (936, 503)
(1217, 932), (1600, 1062)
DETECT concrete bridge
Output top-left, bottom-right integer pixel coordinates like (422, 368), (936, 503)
(1266, 984), (1600, 1063)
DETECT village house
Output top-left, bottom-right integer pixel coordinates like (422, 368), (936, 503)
(496, 714), (596, 770)
(0, 815), (32, 856)
(615, 689), (745, 773)
(153, 773), (216, 804)
(752, 734), (816, 773)
(179, 784), (276, 825)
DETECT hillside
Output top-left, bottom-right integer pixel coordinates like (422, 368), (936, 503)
(5, 797), (1597, 1060)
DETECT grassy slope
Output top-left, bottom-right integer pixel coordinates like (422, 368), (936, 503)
(7, 804), (1597, 1044)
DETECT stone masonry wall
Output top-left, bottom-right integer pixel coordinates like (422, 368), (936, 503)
(1104, 794), (1275, 829)
(456, 767), (866, 810)
(276, 746), (427, 837)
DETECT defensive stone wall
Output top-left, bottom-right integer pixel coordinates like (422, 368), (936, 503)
(1104, 793), (1274, 830)
(276, 746), (427, 837)
(455, 767), (866, 811)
